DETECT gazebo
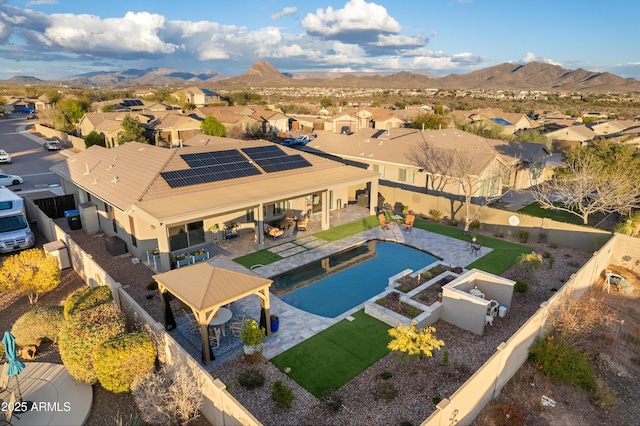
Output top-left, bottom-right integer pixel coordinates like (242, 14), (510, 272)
(153, 255), (273, 365)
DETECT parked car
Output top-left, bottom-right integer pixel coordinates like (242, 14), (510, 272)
(281, 134), (312, 147)
(26, 113), (37, 119)
(0, 149), (11, 164)
(18, 107), (34, 114)
(44, 141), (62, 151)
(0, 174), (23, 186)
(340, 126), (351, 134)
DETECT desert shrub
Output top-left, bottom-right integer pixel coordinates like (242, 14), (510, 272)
(567, 261), (581, 268)
(548, 255), (555, 269)
(542, 252), (551, 258)
(446, 219), (459, 227)
(514, 279), (529, 293)
(528, 336), (595, 391)
(432, 394), (442, 405)
(58, 302), (125, 384)
(321, 389), (342, 412)
(429, 209), (443, 222)
(375, 381), (398, 401)
(133, 364), (202, 425)
(589, 378), (617, 411)
(469, 219), (481, 230)
(272, 380), (295, 409)
(146, 281), (158, 291)
(493, 232), (504, 238)
(94, 331), (156, 393)
(238, 368), (265, 390)
(517, 230), (529, 243)
(516, 252), (543, 275)
(380, 371), (392, 380)
(12, 306), (64, 346)
(441, 350), (450, 365)
(549, 242), (558, 248)
(64, 285), (112, 318)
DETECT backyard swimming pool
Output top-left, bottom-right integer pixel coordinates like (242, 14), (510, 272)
(273, 240), (439, 318)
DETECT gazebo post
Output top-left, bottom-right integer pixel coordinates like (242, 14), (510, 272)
(200, 322), (213, 365)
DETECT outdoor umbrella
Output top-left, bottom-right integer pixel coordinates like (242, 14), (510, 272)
(2, 331), (25, 402)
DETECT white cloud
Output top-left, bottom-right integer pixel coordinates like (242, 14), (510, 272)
(302, 0), (401, 42)
(271, 7), (297, 20)
(27, 0), (57, 5)
(42, 11), (178, 56)
(371, 34), (425, 48)
(522, 52), (561, 66)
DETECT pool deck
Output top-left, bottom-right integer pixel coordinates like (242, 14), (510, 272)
(234, 223), (491, 360)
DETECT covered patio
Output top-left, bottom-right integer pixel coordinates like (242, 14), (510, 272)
(153, 255), (273, 365)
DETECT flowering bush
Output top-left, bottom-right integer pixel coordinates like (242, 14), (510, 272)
(240, 319), (265, 347)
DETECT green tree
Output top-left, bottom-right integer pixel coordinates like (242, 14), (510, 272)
(320, 98), (333, 108)
(84, 130), (104, 148)
(514, 129), (552, 150)
(388, 323), (444, 360)
(410, 112), (449, 130)
(117, 115), (148, 145)
(58, 98), (88, 123)
(201, 115), (226, 137)
(101, 105), (115, 112)
(0, 248), (61, 304)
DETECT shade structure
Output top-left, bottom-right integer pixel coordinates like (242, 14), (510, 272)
(2, 331), (25, 401)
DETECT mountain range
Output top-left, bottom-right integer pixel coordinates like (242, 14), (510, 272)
(3, 61), (640, 93)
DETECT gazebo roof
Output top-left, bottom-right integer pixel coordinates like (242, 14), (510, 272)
(153, 255), (272, 311)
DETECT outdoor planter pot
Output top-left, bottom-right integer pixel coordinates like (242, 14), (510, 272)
(270, 315), (280, 333)
(240, 319), (265, 363)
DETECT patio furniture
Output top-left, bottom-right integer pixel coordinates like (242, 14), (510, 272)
(182, 309), (200, 334)
(487, 300), (500, 318)
(470, 242), (482, 256)
(1, 391), (18, 425)
(297, 214), (309, 231)
(265, 224), (285, 239)
(401, 214), (415, 231)
(208, 307), (232, 336)
(229, 309), (248, 337)
(470, 287), (485, 299)
(208, 327), (221, 349)
(378, 213), (392, 230)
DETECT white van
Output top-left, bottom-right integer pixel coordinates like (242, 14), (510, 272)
(0, 186), (35, 253)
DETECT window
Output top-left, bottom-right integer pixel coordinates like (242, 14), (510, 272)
(246, 209), (255, 222)
(129, 216), (137, 247)
(168, 220), (204, 251)
(373, 164), (385, 177)
(271, 200), (291, 216)
(398, 168), (415, 183)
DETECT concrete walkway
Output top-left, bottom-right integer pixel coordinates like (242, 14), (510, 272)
(0, 362), (92, 426)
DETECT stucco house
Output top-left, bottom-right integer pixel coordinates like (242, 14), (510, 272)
(305, 128), (549, 201)
(171, 87), (228, 107)
(50, 138), (380, 272)
(545, 124), (597, 152)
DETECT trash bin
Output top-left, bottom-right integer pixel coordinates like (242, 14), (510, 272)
(64, 209), (82, 230)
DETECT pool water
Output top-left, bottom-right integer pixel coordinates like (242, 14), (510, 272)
(275, 240), (439, 318)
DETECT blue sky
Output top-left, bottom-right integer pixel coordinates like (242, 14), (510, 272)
(1, 0), (639, 80)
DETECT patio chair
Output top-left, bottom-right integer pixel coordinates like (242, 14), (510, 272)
(229, 309), (248, 337)
(471, 242), (482, 256)
(265, 224), (285, 239)
(297, 214), (309, 231)
(182, 309), (200, 334)
(378, 213), (392, 230)
(208, 326), (221, 349)
(401, 214), (415, 231)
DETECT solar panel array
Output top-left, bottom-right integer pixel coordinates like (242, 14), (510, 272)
(122, 99), (144, 106)
(161, 149), (261, 188)
(242, 146), (312, 173)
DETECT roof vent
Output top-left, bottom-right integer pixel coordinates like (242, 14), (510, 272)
(111, 176), (119, 184)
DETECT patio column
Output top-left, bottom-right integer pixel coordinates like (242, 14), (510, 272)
(369, 179), (379, 215)
(321, 189), (330, 230)
(258, 288), (272, 336)
(157, 224), (171, 272)
(255, 203), (265, 248)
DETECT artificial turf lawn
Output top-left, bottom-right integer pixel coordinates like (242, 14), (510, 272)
(233, 249), (282, 269)
(270, 310), (391, 397)
(312, 215), (380, 242)
(412, 218), (532, 275)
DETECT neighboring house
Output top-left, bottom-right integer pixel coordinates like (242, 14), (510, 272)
(193, 106), (289, 137)
(305, 128), (545, 200)
(588, 120), (635, 136)
(35, 94), (55, 111)
(250, 109), (289, 136)
(171, 87), (228, 107)
(50, 138), (380, 272)
(545, 124), (597, 152)
(331, 112), (360, 133)
(4, 97), (35, 112)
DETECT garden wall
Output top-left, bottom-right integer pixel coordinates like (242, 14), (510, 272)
(26, 199), (261, 426)
(422, 234), (623, 425)
(378, 187), (612, 252)
(34, 123), (85, 150)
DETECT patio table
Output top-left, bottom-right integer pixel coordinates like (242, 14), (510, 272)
(209, 307), (232, 336)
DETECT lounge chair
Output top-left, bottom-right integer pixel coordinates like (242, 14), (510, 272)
(1, 391), (18, 425)
(297, 215), (309, 231)
(265, 224), (285, 239)
(378, 213), (392, 230)
(208, 326), (221, 348)
(401, 214), (415, 231)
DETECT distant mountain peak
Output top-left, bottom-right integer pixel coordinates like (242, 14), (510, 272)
(244, 61), (288, 79)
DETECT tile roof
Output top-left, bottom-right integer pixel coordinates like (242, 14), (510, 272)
(51, 139), (378, 221)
